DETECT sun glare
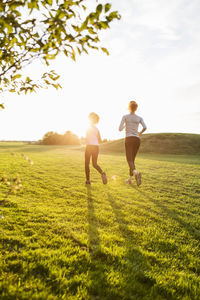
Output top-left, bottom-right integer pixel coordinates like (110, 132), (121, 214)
(68, 111), (91, 139)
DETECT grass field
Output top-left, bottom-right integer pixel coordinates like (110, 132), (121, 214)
(0, 142), (200, 299)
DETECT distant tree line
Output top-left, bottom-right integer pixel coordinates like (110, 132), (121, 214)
(40, 131), (108, 145)
(40, 131), (80, 145)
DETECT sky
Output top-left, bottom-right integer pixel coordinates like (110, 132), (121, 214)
(0, 0), (200, 141)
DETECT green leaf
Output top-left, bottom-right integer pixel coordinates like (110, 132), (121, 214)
(88, 12), (96, 25)
(64, 49), (69, 57)
(46, 0), (53, 5)
(0, 104), (5, 109)
(88, 45), (98, 50)
(96, 4), (103, 14)
(108, 11), (121, 21)
(105, 3), (111, 13)
(52, 83), (61, 90)
(77, 47), (81, 55)
(94, 36), (100, 43)
(57, 11), (66, 19)
(10, 37), (18, 47)
(101, 47), (109, 55)
(71, 48), (76, 61)
(5, 23), (13, 34)
(88, 27), (96, 35)
(52, 75), (60, 81)
(12, 74), (22, 80)
(82, 47), (88, 54)
(100, 21), (109, 29)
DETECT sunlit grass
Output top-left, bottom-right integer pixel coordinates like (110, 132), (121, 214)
(0, 143), (200, 299)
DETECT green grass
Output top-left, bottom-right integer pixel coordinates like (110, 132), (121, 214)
(0, 143), (200, 299)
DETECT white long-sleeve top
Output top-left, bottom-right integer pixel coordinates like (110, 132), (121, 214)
(119, 113), (147, 138)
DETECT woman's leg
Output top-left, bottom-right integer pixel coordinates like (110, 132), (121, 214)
(91, 146), (107, 184)
(91, 146), (103, 174)
(132, 137), (140, 172)
(85, 146), (91, 181)
(125, 137), (135, 176)
(132, 137), (141, 186)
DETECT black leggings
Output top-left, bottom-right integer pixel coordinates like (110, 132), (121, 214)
(85, 145), (103, 181)
(125, 136), (140, 176)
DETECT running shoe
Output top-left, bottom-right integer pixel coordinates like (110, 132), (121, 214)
(135, 172), (142, 186)
(85, 180), (91, 185)
(125, 178), (132, 184)
(101, 172), (107, 184)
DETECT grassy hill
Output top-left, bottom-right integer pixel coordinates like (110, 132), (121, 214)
(100, 133), (200, 155)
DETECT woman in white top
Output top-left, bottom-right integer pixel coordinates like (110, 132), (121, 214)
(119, 101), (147, 186)
(85, 112), (107, 185)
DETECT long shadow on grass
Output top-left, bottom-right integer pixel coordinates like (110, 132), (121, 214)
(107, 192), (160, 299)
(87, 187), (112, 299)
(137, 189), (200, 242)
(87, 187), (101, 251)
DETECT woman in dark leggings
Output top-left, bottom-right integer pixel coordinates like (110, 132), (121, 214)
(85, 112), (107, 185)
(119, 101), (147, 186)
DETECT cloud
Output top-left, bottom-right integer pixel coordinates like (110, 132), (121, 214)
(108, 0), (200, 62)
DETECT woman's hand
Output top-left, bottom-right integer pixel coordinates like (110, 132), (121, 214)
(139, 127), (147, 136)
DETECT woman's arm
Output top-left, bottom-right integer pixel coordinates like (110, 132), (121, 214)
(139, 127), (147, 136)
(139, 118), (147, 136)
(119, 116), (125, 131)
(97, 130), (102, 143)
(85, 130), (89, 144)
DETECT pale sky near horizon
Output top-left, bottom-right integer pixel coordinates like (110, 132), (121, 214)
(0, 0), (200, 141)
